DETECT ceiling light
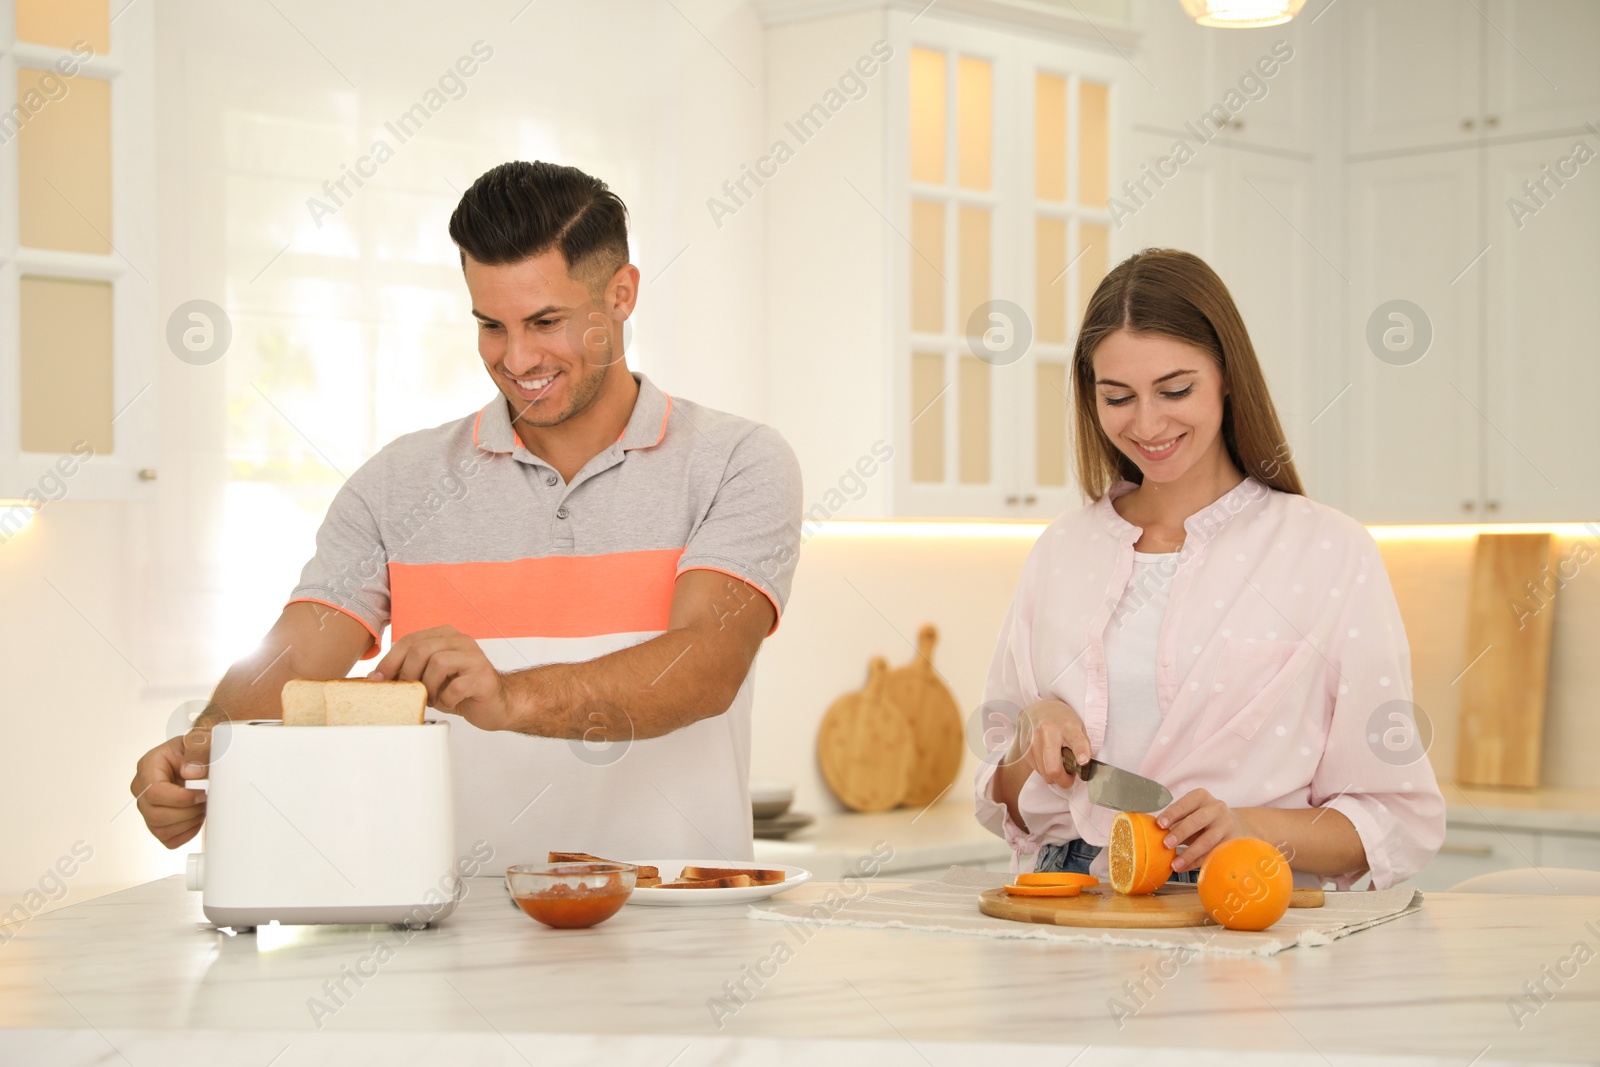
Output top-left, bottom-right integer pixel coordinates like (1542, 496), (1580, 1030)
(1180, 0), (1307, 28)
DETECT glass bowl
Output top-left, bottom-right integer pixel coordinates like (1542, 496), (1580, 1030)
(505, 862), (636, 929)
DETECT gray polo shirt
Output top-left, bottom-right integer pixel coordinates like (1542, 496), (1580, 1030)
(289, 372), (803, 864)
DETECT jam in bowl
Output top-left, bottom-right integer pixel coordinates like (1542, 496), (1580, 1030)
(506, 862), (636, 929)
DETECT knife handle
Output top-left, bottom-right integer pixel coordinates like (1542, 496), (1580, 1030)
(1060, 747), (1093, 780)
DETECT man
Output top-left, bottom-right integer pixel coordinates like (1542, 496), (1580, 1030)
(131, 161), (802, 863)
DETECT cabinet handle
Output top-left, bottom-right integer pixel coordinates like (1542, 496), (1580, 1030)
(1462, 117), (1476, 131)
(1461, 500), (1476, 513)
(1438, 843), (1494, 858)
(1485, 500), (1499, 513)
(1229, 119), (1245, 131)
(1023, 494), (1037, 505)
(1485, 115), (1499, 128)
(1004, 494), (1020, 505)
(138, 468), (158, 482)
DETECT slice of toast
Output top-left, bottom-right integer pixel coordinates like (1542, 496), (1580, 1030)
(658, 875), (754, 889)
(324, 680), (426, 725)
(547, 851), (660, 879)
(636, 875), (662, 888)
(281, 679), (328, 726)
(680, 865), (786, 885)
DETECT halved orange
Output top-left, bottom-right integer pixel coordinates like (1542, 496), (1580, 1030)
(1108, 811), (1177, 895)
(1003, 883), (1083, 898)
(1014, 872), (1098, 887)
(1197, 838), (1292, 930)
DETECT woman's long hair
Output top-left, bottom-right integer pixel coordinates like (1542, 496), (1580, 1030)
(1072, 248), (1304, 501)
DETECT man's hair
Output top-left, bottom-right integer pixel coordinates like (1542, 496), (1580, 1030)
(448, 161), (629, 290)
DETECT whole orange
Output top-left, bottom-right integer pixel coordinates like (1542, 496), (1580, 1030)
(1197, 838), (1293, 931)
(1108, 811), (1178, 895)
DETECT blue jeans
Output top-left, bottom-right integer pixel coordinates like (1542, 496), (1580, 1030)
(1036, 837), (1198, 885)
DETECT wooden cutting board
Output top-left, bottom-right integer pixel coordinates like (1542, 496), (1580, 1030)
(817, 658), (915, 812)
(884, 624), (965, 808)
(977, 884), (1326, 929)
(1456, 532), (1560, 788)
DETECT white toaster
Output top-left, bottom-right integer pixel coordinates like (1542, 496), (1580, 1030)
(184, 720), (461, 928)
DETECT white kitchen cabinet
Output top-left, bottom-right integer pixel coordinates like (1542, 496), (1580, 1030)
(1482, 135), (1600, 521)
(1345, 0), (1481, 156)
(1337, 0), (1600, 524)
(760, 2), (1137, 519)
(1343, 0), (1600, 153)
(1539, 832), (1600, 871)
(1404, 824), (1544, 892)
(1201, 15), (1320, 157)
(1342, 150), (1485, 522)
(1483, 0), (1600, 140)
(0, 3), (158, 505)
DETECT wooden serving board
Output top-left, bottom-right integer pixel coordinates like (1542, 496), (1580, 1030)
(884, 624), (965, 807)
(978, 884), (1325, 929)
(1456, 532), (1559, 788)
(817, 658), (915, 812)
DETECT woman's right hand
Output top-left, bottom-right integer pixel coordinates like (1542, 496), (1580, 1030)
(1010, 699), (1092, 790)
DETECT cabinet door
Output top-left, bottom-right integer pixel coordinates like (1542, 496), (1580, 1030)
(1538, 833), (1600, 872)
(1484, 0), (1600, 139)
(1343, 152), (1483, 522)
(1409, 825), (1542, 891)
(1204, 17), (1318, 156)
(1344, 0), (1481, 155)
(1211, 148), (1323, 494)
(1482, 136), (1600, 520)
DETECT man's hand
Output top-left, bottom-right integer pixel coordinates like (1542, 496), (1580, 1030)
(368, 625), (513, 730)
(128, 601), (372, 849)
(1158, 788), (1251, 872)
(130, 720), (215, 849)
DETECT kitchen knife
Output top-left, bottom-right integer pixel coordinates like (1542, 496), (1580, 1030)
(1060, 748), (1173, 812)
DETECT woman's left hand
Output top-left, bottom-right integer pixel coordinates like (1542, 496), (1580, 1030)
(1157, 789), (1252, 872)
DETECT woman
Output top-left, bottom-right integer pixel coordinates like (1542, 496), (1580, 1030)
(974, 249), (1444, 890)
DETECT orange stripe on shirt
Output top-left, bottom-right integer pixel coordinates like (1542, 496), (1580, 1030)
(389, 549), (684, 640)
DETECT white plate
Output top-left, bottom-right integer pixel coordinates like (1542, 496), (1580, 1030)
(625, 860), (812, 906)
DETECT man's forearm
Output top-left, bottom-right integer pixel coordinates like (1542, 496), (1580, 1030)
(501, 627), (749, 742)
(197, 644), (307, 728)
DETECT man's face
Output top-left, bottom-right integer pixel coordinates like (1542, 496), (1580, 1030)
(464, 248), (633, 429)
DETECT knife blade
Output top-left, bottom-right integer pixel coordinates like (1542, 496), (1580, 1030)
(1061, 748), (1173, 813)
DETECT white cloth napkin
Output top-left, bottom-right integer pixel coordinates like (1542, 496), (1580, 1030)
(747, 866), (1423, 957)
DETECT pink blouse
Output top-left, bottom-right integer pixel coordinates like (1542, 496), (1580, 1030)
(973, 477), (1445, 890)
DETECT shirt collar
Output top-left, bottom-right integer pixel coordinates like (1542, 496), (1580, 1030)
(471, 372), (674, 456)
(617, 372), (673, 451)
(1097, 475), (1270, 545)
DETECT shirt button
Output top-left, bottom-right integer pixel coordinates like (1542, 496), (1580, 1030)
(556, 507), (569, 519)
(545, 474), (557, 486)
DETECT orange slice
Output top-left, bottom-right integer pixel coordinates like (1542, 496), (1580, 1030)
(1108, 811), (1177, 895)
(1014, 872), (1098, 887)
(1003, 883), (1083, 898)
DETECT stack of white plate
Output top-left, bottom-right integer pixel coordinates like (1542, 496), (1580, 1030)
(750, 780), (813, 839)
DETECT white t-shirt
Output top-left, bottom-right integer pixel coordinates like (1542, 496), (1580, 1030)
(1079, 549), (1178, 879)
(1099, 550), (1179, 773)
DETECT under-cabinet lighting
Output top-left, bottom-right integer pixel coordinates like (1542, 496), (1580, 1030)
(805, 519), (1600, 543)
(1366, 522), (1600, 542)
(0, 499), (40, 539)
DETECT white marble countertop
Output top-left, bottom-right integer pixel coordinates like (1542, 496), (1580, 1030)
(752, 802), (1010, 878)
(3, 872), (1598, 1065)
(1442, 781), (1600, 835)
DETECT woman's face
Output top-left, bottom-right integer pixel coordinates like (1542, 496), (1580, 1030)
(1091, 328), (1229, 487)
